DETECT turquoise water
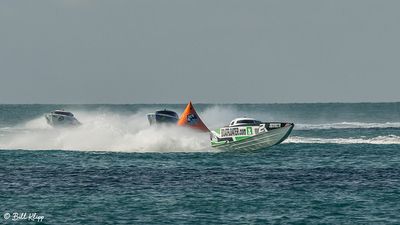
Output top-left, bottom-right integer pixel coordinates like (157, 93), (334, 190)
(1, 103), (400, 224)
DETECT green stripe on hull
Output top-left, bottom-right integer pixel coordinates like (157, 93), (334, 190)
(211, 135), (253, 147)
(235, 136), (252, 141)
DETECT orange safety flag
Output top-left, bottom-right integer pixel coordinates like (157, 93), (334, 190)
(177, 101), (210, 132)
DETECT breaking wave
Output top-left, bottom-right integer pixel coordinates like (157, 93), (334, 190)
(285, 135), (400, 145)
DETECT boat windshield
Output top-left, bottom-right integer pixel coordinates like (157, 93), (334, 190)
(156, 110), (178, 118)
(54, 111), (74, 117)
(236, 120), (261, 125)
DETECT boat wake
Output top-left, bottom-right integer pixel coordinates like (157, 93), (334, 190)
(295, 122), (400, 130)
(1, 106), (399, 152)
(0, 110), (212, 152)
(285, 135), (400, 145)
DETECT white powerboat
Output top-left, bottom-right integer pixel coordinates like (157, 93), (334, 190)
(210, 118), (294, 151)
(45, 110), (81, 127)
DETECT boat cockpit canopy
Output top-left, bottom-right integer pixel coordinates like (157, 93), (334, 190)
(53, 111), (74, 117)
(155, 110), (178, 119)
(229, 118), (262, 127)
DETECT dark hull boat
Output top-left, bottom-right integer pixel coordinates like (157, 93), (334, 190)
(147, 110), (179, 125)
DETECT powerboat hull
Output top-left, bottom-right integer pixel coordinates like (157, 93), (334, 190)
(211, 123), (294, 151)
(147, 110), (179, 125)
(45, 112), (80, 127)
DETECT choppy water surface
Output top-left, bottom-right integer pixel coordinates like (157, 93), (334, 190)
(0, 103), (399, 224)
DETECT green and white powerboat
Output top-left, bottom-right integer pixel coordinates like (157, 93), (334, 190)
(210, 118), (294, 151)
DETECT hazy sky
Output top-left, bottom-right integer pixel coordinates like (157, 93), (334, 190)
(1, 0), (399, 103)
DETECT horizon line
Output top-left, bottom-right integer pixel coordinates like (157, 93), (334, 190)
(0, 101), (399, 105)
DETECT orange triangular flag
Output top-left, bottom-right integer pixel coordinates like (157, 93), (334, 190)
(178, 101), (209, 132)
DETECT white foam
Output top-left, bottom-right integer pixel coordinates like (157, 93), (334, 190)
(295, 122), (400, 130)
(2, 107), (399, 151)
(200, 105), (241, 129)
(0, 110), (213, 152)
(285, 135), (400, 145)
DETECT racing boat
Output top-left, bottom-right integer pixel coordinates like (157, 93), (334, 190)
(210, 118), (294, 151)
(147, 109), (179, 125)
(45, 110), (81, 127)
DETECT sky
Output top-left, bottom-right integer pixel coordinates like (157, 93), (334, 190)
(0, 0), (399, 104)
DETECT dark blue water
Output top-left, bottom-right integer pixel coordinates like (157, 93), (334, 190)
(0, 103), (399, 224)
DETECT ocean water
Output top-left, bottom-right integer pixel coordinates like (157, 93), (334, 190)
(0, 103), (399, 224)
